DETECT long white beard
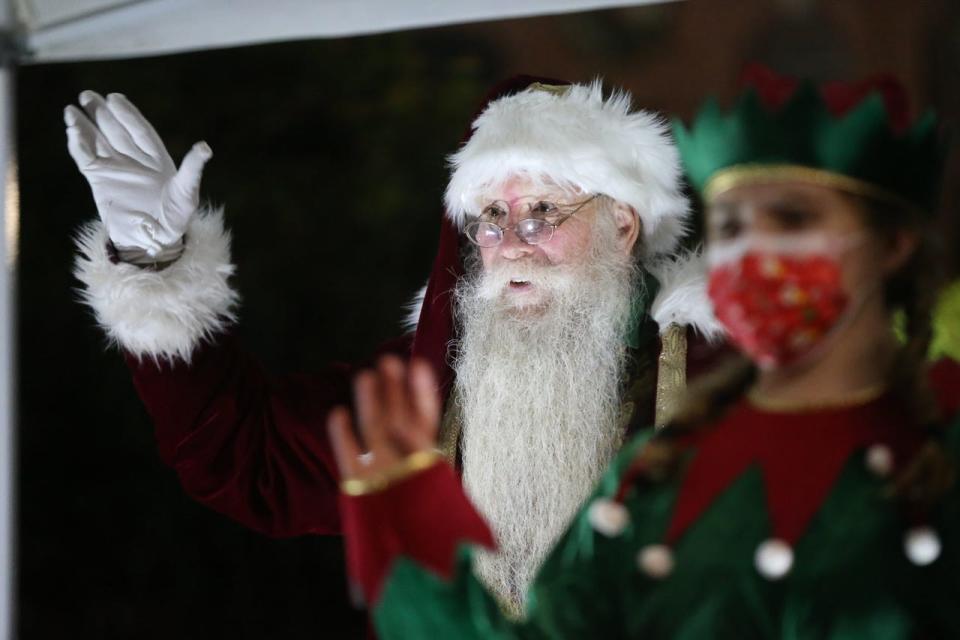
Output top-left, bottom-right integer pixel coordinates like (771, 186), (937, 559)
(452, 224), (637, 610)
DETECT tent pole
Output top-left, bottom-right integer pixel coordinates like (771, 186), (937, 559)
(0, 0), (16, 636)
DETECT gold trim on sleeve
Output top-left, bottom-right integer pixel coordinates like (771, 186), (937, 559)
(340, 449), (441, 496)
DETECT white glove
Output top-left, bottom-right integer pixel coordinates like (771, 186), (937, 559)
(65, 90), (212, 259)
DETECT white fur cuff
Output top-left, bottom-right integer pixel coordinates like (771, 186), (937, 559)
(74, 207), (239, 363)
(649, 250), (724, 342)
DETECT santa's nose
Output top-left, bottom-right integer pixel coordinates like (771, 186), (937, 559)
(498, 227), (536, 260)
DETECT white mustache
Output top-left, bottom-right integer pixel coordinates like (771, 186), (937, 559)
(477, 260), (576, 300)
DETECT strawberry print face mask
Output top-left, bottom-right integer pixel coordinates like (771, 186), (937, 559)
(706, 233), (860, 370)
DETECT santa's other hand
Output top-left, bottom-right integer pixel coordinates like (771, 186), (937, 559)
(65, 90), (212, 258)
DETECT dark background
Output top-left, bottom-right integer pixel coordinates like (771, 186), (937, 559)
(15, 1), (960, 638)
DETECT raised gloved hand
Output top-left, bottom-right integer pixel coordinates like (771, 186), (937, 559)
(65, 90), (212, 259)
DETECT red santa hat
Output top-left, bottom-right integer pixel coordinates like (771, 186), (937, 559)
(445, 79), (690, 256)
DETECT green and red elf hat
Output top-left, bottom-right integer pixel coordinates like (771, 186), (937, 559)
(672, 63), (945, 213)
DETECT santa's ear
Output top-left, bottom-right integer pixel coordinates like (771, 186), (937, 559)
(612, 200), (641, 256)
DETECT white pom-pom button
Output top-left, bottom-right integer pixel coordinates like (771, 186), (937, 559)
(637, 544), (674, 579)
(865, 444), (894, 477)
(587, 498), (629, 537)
(754, 538), (794, 580)
(904, 526), (941, 566)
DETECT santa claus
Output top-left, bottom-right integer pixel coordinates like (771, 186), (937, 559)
(66, 76), (720, 611)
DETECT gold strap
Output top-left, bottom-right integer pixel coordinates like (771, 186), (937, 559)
(436, 390), (463, 466)
(654, 323), (688, 428)
(340, 450), (441, 496)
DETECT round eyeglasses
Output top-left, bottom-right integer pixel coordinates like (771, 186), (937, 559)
(463, 194), (600, 248)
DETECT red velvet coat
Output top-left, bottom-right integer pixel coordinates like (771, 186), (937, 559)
(125, 331), (404, 537)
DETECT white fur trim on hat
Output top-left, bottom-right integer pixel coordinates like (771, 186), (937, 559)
(444, 79), (689, 256)
(648, 250), (724, 341)
(73, 206), (239, 363)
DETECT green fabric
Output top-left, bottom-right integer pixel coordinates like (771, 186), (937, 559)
(373, 418), (960, 639)
(671, 83), (943, 212)
(625, 269), (660, 351)
(373, 436), (652, 639)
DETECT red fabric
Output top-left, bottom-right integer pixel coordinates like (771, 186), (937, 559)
(127, 332), (410, 537)
(930, 357), (960, 418)
(340, 462), (495, 604)
(666, 362), (960, 545)
(740, 63), (912, 132)
(408, 213), (463, 399)
(666, 395), (921, 546)
(739, 64), (800, 112)
(820, 75), (911, 132)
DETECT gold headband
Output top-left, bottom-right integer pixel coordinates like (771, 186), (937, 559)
(704, 164), (918, 213)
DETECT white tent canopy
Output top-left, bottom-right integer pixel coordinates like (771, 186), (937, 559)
(1, 1), (679, 638)
(17, 0), (672, 62)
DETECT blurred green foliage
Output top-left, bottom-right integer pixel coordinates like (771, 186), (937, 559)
(931, 279), (960, 361)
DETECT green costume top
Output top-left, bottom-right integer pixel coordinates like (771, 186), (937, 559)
(366, 360), (960, 639)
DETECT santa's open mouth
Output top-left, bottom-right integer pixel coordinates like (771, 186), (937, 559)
(508, 279), (533, 291)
